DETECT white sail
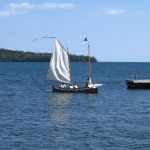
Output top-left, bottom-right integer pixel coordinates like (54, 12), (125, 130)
(47, 39), (71, 83)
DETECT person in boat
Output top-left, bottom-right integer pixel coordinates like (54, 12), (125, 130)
(86, 77), (96, 88)
(61, 82), (66, 88)
(86, 77), (92, 87)
(69, 83), (73, 89)
(73, 83), (78, 89)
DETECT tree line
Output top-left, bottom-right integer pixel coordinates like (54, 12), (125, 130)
(0, 48), (97, 62)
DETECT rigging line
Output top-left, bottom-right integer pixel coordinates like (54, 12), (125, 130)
(32, 36), (56, 41)
(32, 36), (69, 54)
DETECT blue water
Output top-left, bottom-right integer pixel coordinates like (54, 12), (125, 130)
(0, 62), (150, 150)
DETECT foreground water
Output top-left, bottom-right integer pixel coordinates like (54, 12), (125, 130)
(0, 62), (150, 150)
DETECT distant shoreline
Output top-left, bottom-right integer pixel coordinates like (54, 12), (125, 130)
(0, 48), (97, 62)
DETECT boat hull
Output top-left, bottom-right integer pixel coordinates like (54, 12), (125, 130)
(52, 86), (98, 93)
(126, 80), (150, 89)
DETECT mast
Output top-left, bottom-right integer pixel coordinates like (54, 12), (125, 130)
(84, 38), (92, 81)
(67, 47), (72, 83)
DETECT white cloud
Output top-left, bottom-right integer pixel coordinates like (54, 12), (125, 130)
(0, 2), (76, 17)
(9, 3), (35, 10)
(96, 7), (126, 16)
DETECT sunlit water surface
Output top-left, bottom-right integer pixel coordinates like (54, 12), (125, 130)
(0, 62), (150, 150)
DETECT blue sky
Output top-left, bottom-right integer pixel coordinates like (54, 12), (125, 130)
(0, 0), (150, 62)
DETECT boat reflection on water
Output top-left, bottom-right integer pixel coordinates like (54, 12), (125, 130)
(48, 93), (73, 144)
(48, 93), (72, 125)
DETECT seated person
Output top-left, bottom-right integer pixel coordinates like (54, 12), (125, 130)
(73, 83), (78, 89)
(86, 78), (90, 87)
(69, 84), (73, 89)
(86, 77), (92, 87)
(61, 83), (66, 88)
(86, 77), (96, 88)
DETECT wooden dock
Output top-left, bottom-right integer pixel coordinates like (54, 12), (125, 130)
(126, 79), (150, 89)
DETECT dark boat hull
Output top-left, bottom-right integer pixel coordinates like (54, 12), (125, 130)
(52, 86), (98, 93)
(126, 80), (150, 89)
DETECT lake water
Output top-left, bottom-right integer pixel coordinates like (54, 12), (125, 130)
(0, 62), (150, 150)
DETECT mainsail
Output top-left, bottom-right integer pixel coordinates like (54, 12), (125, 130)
(47, 39), (71, 83)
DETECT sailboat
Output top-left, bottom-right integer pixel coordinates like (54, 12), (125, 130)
(46, 37), (102, 93)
